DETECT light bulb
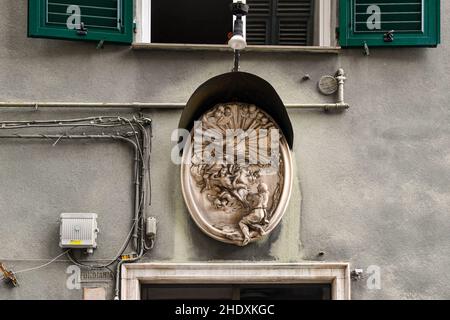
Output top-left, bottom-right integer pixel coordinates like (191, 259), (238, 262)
(228, 34), (247, 51)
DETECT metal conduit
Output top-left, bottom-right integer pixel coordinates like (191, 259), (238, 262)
(0, 70), (348, 112)
(0, 101), (349, 110)
(0, 117), (153, 299)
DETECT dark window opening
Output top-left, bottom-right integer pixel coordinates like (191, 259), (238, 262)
(246, 0), (315, 46)
(141, 283), (332, 300)
(151, 0), (233, 44)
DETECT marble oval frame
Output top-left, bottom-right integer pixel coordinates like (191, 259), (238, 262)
(180, 116), (293, 246)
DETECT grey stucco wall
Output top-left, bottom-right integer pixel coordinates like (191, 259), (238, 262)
(0, 0), (449, 299)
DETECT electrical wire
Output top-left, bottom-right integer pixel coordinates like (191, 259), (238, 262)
(0, 253), (116, 282)
(0, 250), (70, 281)
(0, 116), (153, 292)
(13, 250), (69, 275)
(135, 119), (153, 206)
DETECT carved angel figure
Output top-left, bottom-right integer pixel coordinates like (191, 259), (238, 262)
(239, 183), (270, 245)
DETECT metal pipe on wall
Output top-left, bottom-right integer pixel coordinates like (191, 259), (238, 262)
(0, 101), (349, 111)
(0, 69), (349, 112)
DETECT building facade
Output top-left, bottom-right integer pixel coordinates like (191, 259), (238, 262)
(0, 0), (449, 300)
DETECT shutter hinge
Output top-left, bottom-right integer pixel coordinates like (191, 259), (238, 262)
(96, 40), (105, 50)
(363, 41), (370, 56)
(383, 30), (395, 42)
(76, 22), (88, 36)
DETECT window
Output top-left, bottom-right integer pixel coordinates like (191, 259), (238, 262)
(339, 0), (441, 47)
(28, 0), (133, 43)
(27, 1), (440, 49)
(136, 0), (337, 47)
(27, 0), (336, 48)
(150, 0), (232, 45)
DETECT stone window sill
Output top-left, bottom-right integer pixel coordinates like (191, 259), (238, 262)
(132, 43), (341, 54)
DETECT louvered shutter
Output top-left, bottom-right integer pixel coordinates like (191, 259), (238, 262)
(28, 0), (133, 44)
(340, 0), (440, 47)
(276, 0), (313, 45)
(246, 0), (272, 45)
(246, 0), (313, 45)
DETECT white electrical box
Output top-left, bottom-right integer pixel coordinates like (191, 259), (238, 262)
(59, 213), (99, 251)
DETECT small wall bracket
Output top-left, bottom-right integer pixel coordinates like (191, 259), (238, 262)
(363, 42), (370, 56)
(76, 22), (88, 36)
(0, 263), (18, 287)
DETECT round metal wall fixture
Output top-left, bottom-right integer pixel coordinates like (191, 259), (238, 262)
(181, 102), (293, 246)
(318, 75), (338, 95)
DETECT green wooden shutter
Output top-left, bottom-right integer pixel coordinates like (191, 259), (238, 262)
(246, 0), (313, 45)
(28, 0), (133, 44)
(339, 0), (440, 47)
(276, 0), (313, 45)
(246, 0), (272, 45)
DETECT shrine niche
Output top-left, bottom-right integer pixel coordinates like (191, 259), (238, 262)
(179, 72), (294, 246)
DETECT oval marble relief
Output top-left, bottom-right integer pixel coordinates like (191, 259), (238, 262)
(181, 102), (293, 246)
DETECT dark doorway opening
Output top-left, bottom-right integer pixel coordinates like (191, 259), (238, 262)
(141, 283), (332, 300)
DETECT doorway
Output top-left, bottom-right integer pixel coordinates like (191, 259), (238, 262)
(121, 262), (350, 300)
(141, 283), (332, 300)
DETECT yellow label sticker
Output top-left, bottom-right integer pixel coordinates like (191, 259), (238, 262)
(70, 240), (82, 245)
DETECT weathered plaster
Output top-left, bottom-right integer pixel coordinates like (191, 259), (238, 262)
(0, 0), (449, 300)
